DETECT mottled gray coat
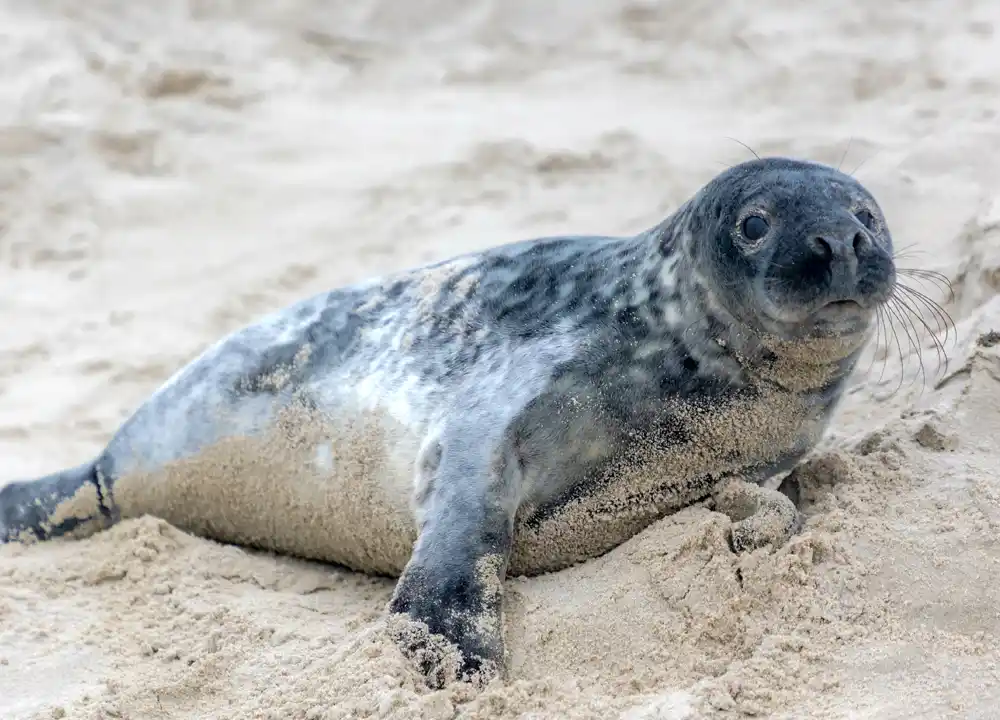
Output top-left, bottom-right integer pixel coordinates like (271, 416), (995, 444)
(1, 157), (896, 687)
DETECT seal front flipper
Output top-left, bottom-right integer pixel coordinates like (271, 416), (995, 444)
(387, 428), (519, 689)
(0, 460), (116, 543)
(711, 476), (802, 553)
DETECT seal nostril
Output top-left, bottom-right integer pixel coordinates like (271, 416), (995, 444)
(811, 237), (833, 261)
(852, 232), (867, 256)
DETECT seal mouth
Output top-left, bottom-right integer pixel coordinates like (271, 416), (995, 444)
(809, 298), (872, 327)
(814, 298), (866, 317)
(758, 296), (865, 324)
(754, 295), (875, 343)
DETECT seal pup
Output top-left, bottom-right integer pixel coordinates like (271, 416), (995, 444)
(1, 157), (897, 687)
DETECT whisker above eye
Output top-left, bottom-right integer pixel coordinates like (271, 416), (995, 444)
(725, 137), (761, 161)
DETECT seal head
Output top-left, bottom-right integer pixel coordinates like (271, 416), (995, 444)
(681, 158), (896, 351)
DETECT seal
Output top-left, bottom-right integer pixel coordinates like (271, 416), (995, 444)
(1, 157), (898, 688)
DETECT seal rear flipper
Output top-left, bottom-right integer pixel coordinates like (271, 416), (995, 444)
(0, 461), (116, 543)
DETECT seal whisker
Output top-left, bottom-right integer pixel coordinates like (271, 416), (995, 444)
(897, 292), (952, 376)
(887, 295), (929, 392)
(893, 281), (956, 347)
(895, 294), (949, 384)
(848, 148), (883, 177)
(896, 268), (954, 296)
(837, 137), (854, 172)
(886, 287), (951, 383)
(865, 304), (891, 384)
(724, 137), (761, 161)
(875, 305), (895, 384)
(881, 302), (910, 396)
(876, 297), (924, 394)
(891, 288), (949, 344)
(891, 244), (927, 262)
(863, 305), (881, 377)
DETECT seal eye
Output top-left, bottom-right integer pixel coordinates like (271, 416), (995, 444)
(741, 215), (770, 242)
(855, 209), (876, 230)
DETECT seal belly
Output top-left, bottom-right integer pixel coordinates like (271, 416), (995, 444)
(107, 399), (422, 575)
(103, 339), (426, 576)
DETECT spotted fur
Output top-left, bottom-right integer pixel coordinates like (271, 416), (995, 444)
(1, 157), (896, 687)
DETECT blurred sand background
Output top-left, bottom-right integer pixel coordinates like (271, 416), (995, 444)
(2, 1), (1000, 718)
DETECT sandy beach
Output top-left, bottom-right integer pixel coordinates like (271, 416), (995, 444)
(2, 1), (1000, 717)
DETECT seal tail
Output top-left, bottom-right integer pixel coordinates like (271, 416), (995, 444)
(0, 461), (117, 543)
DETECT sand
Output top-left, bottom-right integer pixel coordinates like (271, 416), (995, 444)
(2, 1), (1000, 717)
